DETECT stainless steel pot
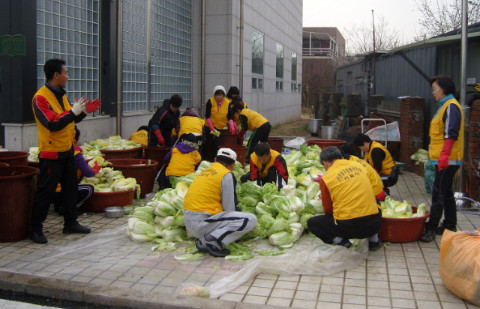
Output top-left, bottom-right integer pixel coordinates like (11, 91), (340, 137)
(308, 119), (323, 134)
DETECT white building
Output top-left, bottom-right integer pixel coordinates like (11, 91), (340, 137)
(0, 0), (302, 150)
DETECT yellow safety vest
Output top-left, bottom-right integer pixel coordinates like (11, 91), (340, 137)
(184, 162), (231, 215)
(33, 86), (75, 152)
(349, 155), (383, 196)
(178, 116), (205, 137)
(365, 141), (395, 175)
(129, 130), (148, 146)
(322, 159), (379, 222)
(428, 98), (464, 161)
(165, 148), (201, 177)
(240, 108), (268, 131)
(209, 97), (231, 130)
(250, 150), (280, 178)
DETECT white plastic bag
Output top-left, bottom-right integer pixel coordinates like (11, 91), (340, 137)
(366, 121), (400, 142)
(284, 137), (306, 150)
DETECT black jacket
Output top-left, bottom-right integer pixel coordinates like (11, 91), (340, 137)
(147, 99), (180, 146)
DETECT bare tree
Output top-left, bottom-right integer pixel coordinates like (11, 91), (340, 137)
(415, 0), (480, 39)
(343, 16), (403, 56)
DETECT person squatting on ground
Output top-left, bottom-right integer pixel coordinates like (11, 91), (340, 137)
(353, 133), (395, 179)
(183, 148), (257, 257)
(157, 133), (202, 190)
(307, 147), (383, 251)
(30, 58), (101, 244)
(231, 96), (271, 162)
(129, 126), (149, 146)
(147, 94), (183, 146)
(339, 143), (386, 201)
(178, 109), (205, 140)
(421, 75), (464, 242)
(202, 85), (233, 161)
(54, 127), (99, 216)
(240, 143), (288, 190)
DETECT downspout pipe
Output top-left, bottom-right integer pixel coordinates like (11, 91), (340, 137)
(200, 0), (206, 116)
(239, 0), (244, 95)
(116, 0), (123, 136)
(458, 0), (468, 192)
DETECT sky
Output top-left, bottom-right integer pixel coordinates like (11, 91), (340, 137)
(303, 0), (425, 45)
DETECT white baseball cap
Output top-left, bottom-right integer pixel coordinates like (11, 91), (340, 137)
(217, 148), (237, 161)
(213, 85), (226, 95)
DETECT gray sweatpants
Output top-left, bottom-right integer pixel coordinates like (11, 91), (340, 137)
(183, 210), (257, 246)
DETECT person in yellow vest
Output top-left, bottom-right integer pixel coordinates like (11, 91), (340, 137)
(129, 126), (148, 146)
(201, 85), (234, 161)
(339, 143), (386, 201)
(30, 59), (101, 244)
(240, 143), (288, 190)
(178, 109), (205, 141)
(226, 86), (247, 144)
(54, 127), (100, 215)
(157, 133), (202, 190)
(353, 133), (395, 179)
(307, 147), (383, 251)
(231, 97), (271, 162)
(421, 75), (464, 242)
(183, 148), (257, 257)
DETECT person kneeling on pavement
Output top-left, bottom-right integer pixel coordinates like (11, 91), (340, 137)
(183, 148), (257, 257)
(240, 143), (288, 190)
(307, 147), (383, 251)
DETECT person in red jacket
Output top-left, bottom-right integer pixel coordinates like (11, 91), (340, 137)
(240, 143), (288, 190)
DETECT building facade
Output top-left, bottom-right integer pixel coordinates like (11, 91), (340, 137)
(0, 0), (302, 150)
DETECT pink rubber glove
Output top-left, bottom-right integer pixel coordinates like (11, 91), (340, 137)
(154, 129), (165, 146)
(437, 138), (455, 171)
(206, 118), (214, 132)
(228, 119), (238, 134)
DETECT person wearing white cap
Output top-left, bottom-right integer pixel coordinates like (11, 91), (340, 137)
(201, 85), (236, 161)
(183, 148), (257, 257)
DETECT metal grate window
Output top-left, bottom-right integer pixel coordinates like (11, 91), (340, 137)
(36, 0), (100, 103)
(122, 0), (192, 112)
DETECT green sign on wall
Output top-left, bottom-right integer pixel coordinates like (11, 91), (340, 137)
(0, 34), (26, 56)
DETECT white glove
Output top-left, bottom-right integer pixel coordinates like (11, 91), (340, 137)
(71, 97), (86, 116)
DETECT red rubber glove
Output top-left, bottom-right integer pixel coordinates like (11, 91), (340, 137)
(85, 98), (102, 114)
(228, 120), (238, 134)
(154, 129), (165, 146)
(92, 162), (101, 175)
(376, 189), (386, 202)
(206, 118), (214, 132)
(437, 138), (455, 172)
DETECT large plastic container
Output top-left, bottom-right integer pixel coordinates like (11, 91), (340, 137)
(0, 151), (29, 166)
(219, 145), (247, 165)
(379, 206), (430, 242)
(268, 137), (284, 153)
(144, 146), (171, 167)
(108, 159), (159, 198)
(221, 132), (238, 145)
(0, 165), (39, 242)
(307, 139), (346, 149)
(85, 189), (135, 213)
(100, 147), (143, 161)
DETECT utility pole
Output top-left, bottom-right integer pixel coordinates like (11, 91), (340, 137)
(372, 9), (376, 95)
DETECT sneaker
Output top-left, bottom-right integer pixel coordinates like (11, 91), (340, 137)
(369, 240), (383, 251)
(63, 223), (91, 234)
(335, 238), (352, 249)
(29, 230), (48, 244)
(420, 229), (436, 242)
(195, 239), (230, 257)
(435, 224), (457, 235)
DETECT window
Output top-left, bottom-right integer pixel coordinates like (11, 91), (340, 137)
(276, 43), (284, 91)
(36, 0), (100, 102)
(252, 30), (264, 90)
(291, 51), (297, 81)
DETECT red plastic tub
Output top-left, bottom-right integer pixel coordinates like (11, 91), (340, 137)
(219, 145), (247, 165)
(221, 132), (238, 145)
(100, 147), (143, 161)
(85, 189), (135, 213)
(379, 206), (430, 242)
(0, 151), (29, 166)
(0, 166), (39, 242)
(307, 139), (346, 149)
(144, 146), (171, 167)
(268, 137), (284, 153)
(108, 159), (159, 198)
